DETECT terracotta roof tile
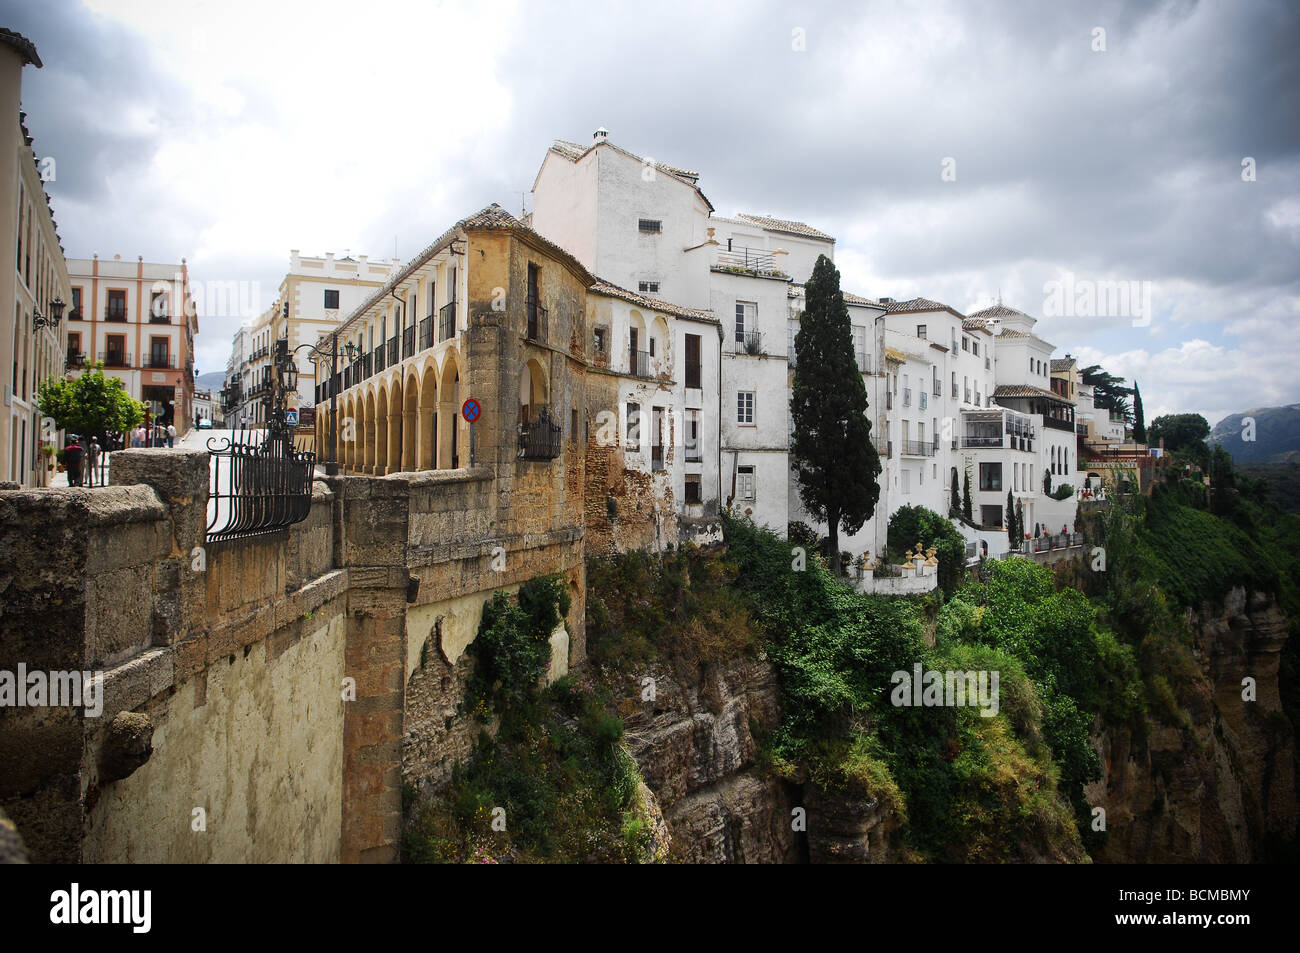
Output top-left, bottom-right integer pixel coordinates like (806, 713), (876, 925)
(589, 280), (717, 324)
(736, 214), (834, 242)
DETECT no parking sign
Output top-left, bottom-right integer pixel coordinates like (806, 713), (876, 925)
(461, 398), (481, 423)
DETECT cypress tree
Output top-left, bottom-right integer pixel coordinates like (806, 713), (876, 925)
(1015, 499), (1025, 543)
(1006, 490), (1016, 546)
(790, 255), (881, 575)
(962, 470), (973, 524)
(1132, 380), (1147, 444)
(950, 468), (960, 517)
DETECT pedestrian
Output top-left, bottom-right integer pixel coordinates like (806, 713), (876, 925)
(130, 426), (142, 448)
(86, 437), (101, 487)
(166, 422), (177, 448)
(64, 436), (85, 487)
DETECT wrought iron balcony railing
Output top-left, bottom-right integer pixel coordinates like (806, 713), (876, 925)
(735, 330), (762, 355)
(439, 301), (457, 342)
(402, 325), (415, 359)
(146, 354), (176, 369)
(387, 336), (399, 366)
(98, 351), (132, 367)
(419, 316), (433, 351)
(630, 348), (650, 378)
(519, 407), (563, 460)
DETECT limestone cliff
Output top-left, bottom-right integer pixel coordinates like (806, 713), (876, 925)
(1087, 588), (1297, 862)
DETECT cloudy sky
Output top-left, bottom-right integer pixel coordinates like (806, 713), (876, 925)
(5, 0), (1298, 426)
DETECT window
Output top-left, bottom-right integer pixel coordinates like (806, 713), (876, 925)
(149, 337), (170, 368)
(981, 504), (1003, 527)
(737, 390), (754, 425)
(637, 281), (660, 294)
(324, 289), (340, 310)
(107, 289), (126, 321)
(685, 410), (701, 461)
(979, 462), (1002, 492)
(737, 465), (755, 500)
(651, 407), (664, 470)
(684, 333), (701, 388)
(972, 341), (979, 356)
(150, 290), (168, 323)
(916, 324), (926, 339)
(1029, 357), (1035, 373)
(853, 326), (866, 366)
(962, 336), (969, 351)
(735, 302), (755, 343)
(626, 402), (640, 451)
(70, 287), (82, 319)
(684, 474), (702, 504)
(638, 219), (662, 234)
(593, 327), (608, 355)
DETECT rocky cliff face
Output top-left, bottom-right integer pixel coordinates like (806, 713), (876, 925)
(606, 656), (901, 863)
(1087, 588), (1296, 862)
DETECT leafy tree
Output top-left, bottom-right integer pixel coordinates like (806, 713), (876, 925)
(37, 365), (144, 440)
(1132, 380), (1146, 444)
(1080, 364), (1133, 421)
(1148, 413), (1210, 454)
(962, 470), (973, 523)
(950, 469), (960, 518)
(1006, 490), (1017, 546)
(790, 255), (881, 575)
(887, 504), (968, 595)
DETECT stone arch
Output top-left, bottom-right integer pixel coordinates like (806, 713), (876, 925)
(649, 313), (670, 375)
(403, 368), (420, 471)
(438, 349), (463, 469)
(418, 362), (438, 470)
(627, 308), (648, 375)
(519, 357), (549, 424)
(370, 387), (383, 474)
(387, 375), (404, 474)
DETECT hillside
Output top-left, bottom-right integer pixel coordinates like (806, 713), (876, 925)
(1211, 403), (1300, 463)
(195, 371), (225, 393)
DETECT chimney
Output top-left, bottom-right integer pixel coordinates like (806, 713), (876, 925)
(879, 297), (893, 304)
(593, 126), (609, 144)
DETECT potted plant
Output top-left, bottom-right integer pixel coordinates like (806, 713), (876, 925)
(41, 444), (56, 469)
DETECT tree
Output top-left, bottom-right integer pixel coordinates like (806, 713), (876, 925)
(790, 255), (881, 575)
(962, 469), (973, 524)
(1079, 364), (1134, 422)
(1148, 413), (1210, 453)
(38, 365), (144, 441)
(1006, 490), (1017, 546)
(1132, 380), (1146, 444)
(950, 468), (960, 517)
(1015, 499), (1025, 542)
(1043, 468), (1052, 495)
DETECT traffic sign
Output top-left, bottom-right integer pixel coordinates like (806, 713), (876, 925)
(461, 398), (481, 423)
(285, 408), (299, 427)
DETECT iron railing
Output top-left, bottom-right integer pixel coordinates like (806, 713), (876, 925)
(98, 351), (132, 367)
(387, 336), (398, 366)
(419, 316), (433, 351)
(146, 354), (175, 369)
(735, 330), (762, 355)
(715, 247), (781, 273)
(439, 301), (457, 342)
(374, 345), (386, 375)
(519, 408), (562, 460)
(527, 300), (548, 343)
(630, 348), (650, 377)
(206, 427), (316, 543)
(403, 326), (415, 359)
(901, 439), (935, 457)
(1043, 415), (1076, 432)
(66, 351), (87, 370)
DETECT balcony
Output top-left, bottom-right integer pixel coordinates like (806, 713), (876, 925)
(714, 246), (785, 276)
(901, 439), (935, 457)
(387, 336), (398, 367)
(964, 388), (972, 403)
(961, 436), (1003, 449)
(439, 301), (457, 342)
(146, 354), (176, 369)
(98, 351), (132, 368)
(402, 325), (415, 359)
(419, 316), (433, 351)
(65, 351), (87, 370)
(903, 387), (912, 407)
(735, 330), (762, 355)
(374, 346), (386, 375)
(1043, 415), (1076, 432)
(149, 314), (171, 325)
(933, 381), (942, 397)
(519, 406), (562, 460)
(104, 310), (128, 323)
(630, 348), (650, 378)
(951, 383), (958, 399)
(527, 299), (548, 344)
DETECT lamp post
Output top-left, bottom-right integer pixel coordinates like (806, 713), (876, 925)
(298, 332), (355, 475)
(33, 296), (65, 332)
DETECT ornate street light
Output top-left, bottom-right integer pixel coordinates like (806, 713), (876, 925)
(300, 335), (358, 476)
(33, 296), (65, 332)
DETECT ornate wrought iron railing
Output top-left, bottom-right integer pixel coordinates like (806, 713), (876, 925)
(519, 408), (562, 460)
(206, 427), (316, 543)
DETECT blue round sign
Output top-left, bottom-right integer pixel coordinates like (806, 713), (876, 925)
(462, 398), (481, 423)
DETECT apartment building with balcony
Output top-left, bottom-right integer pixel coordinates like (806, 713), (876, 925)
(65, 254), (198, 432)
(0, 29), (72, 487)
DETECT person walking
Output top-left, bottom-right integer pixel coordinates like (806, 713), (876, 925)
(166, 422), (177, 448)
(64, 436), (85, 487)
(86, 437), (101, 487)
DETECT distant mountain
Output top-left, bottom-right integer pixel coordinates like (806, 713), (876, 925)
(1211, 403), (1300, 464)
(195, 371), (226, 394)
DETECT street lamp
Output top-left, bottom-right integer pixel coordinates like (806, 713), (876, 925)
(33, 296), (65, 332)
(300, 333), (357, 476)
